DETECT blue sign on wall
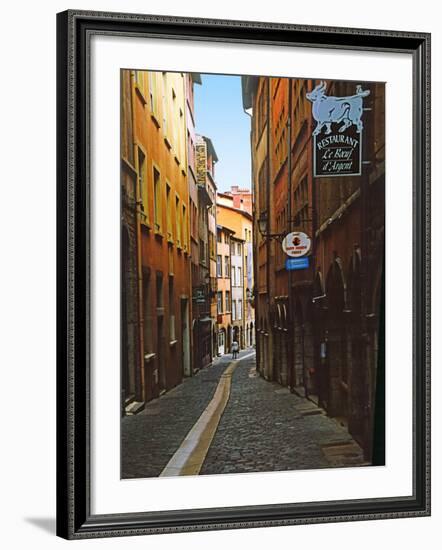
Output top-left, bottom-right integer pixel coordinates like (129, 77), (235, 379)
(285, 257), (310, 271)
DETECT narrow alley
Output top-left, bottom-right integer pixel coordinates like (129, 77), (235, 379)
(122, 350), (366, 479)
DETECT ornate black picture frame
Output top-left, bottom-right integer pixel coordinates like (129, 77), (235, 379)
(56, 10), (430, 539)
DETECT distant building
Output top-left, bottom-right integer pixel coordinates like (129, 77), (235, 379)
(230, 235), (244, 347)
(184, 73), (213, 374)
(216, 225), (233, 355)
(216, 198), (255, 350)
(196, 135), (218, 359)
(222, 185), (253, 215)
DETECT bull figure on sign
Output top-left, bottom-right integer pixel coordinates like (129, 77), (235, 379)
(306, 81), (370, 136)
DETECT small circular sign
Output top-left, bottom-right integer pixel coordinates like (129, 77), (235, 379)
(282, 231), (311, 258)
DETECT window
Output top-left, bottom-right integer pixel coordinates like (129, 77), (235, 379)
(237, 242), (242, 255)
(156, 272), (163, 308)
(199, 239), (206, 265)
(217, 291), (223, 314)
(182, 204), (188, 251)
(216, 255), (222, 277)
(232, 300), (237, 321)
(225, 291), (230, 312)
(153, 167), (161, 232)
(258, 159), (268, 213)
(209, 233), (216, 259)
(217, 230), (222, 243)
(238, 267), (242, 285)
(172, 87), (178, 151)
(148, 71), (159, 119)
(162, 73), (168, 138)
(224, 256), (229, 277)
(135, 70), (148, 101)
(166, 184), (172, 241)
(231, 266), (236, 286)
(176, 196), (181, 246)
(142, 273), (151, 353)
(238, 299), (243, 320)
(137, 149), (147, 221)
(257, 85), (267, 138)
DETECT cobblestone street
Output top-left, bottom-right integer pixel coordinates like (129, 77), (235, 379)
(122, 350), (366, 479)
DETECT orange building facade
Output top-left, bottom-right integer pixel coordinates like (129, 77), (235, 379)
(121, 69), (193, 409)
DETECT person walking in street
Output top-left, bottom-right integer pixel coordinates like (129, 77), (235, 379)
(231, 340), (239, 359)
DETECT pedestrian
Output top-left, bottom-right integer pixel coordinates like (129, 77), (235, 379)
(231, 340), (239, 359)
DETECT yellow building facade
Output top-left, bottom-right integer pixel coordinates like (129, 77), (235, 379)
(216, 198), (255, 349)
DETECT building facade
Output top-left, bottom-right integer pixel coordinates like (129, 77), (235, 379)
(216, 225), (233, 355)
(121, 70), (142, 413)
(195, 135), (218, 359)
(230, 235), (245, 347)
(216, 198), (255, 351)
(222, 185), (253, 215)
(184, 72), (214, 376)
(242, 75), (385, 460)
(121, 69), (192, 409)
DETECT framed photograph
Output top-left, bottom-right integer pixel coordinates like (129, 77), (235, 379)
(56, 10), (430, 539)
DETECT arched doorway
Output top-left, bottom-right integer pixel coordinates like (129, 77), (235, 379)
(273, 304), (284, 384)
(325, 258), (348, 420)
(218, 328), (226, 355)
(293, 298), (305, 390)
(347, 250), (366, 440)
(312, 271), (326, 405)
(212, 325), (217, 360)
(232, 326), (240, 346)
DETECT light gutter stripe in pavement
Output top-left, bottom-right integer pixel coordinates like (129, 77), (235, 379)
(159, 353), (253, 477)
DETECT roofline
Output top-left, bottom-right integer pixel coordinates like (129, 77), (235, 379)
(197, 134), (219, 163)
(241, 75), (259, 110)
(230, 234), (246, 243)
(216, 201), (253, 221)
(216, 224), (235, 235)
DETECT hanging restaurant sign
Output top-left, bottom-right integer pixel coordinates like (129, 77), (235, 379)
(282, 231), (311, 258)
(306, 81), (369, 177)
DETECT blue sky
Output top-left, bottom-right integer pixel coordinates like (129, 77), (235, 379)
(194, 74), (251, 192)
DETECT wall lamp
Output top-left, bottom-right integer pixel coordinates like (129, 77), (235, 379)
(257, 210), (313, 242)
(257, 211), (284, 242)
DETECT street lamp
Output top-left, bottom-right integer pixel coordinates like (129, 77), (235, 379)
(257, 210), (284, 242)
(258, 209), (314, 243)
(257, 210), (269, 237)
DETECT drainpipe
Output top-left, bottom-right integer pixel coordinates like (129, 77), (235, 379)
(287, 79), (296, 392)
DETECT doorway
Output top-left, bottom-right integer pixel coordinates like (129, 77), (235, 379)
(157, 316), (166, 393)
(218, 329), (225, 355)
(181, 298), (191, 376)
